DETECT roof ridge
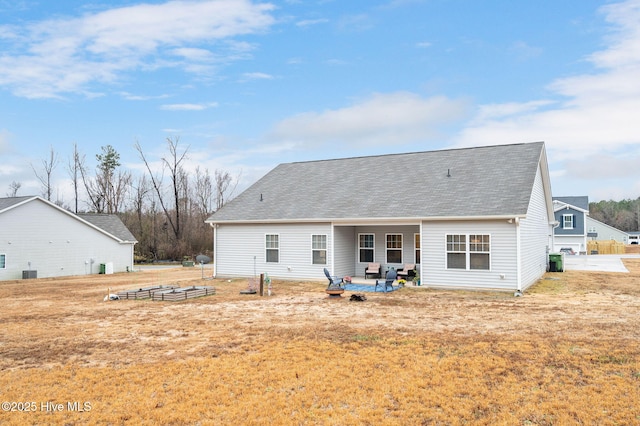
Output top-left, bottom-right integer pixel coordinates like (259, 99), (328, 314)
(287, 141), (544, 166)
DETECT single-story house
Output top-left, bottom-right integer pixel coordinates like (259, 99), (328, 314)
(206, 142), (555, 292)
(0, 196), (137, 280)
(552, 196), (589, 254)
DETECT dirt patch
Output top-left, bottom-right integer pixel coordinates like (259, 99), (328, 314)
(2, 263), (639, 370)
(1, 262), (639, 424)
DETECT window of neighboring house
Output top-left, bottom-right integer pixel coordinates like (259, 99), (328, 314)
(588, 226), (597, 233)
(563, 214), (574, 229)
(414, 233), (421, 264)
(0, 254), (5, 269)
(359, 234), (374, 263)
(386, 234), (402, 264)
(265, 234), (279, 263)
(446, 234), (491, 270)
(312, 234), (327, 265)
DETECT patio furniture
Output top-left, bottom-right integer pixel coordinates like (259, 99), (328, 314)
(375, 269), (397, 293)
(324, 268), (344, 289)
(396, 263), (416, 280)
(364, 262), (382, 279)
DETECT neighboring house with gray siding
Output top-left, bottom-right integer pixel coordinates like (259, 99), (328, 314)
(0, 196), (137, 280)
(585, 216), (630, 243)
(552, 196), (589, 254)
(206, 142), (555, 292)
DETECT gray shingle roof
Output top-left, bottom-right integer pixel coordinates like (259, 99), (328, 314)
(553, 196), (589, 211)
(77, 213), (138, 242)
(207, 142), (546, 222)
(0, 196), (34, 212)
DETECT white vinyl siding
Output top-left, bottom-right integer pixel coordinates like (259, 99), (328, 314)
(423, 220), (517, 291)
(519, 164), (554, 290)
(0, 199), (134, 280)
(215, 223), (333, 280)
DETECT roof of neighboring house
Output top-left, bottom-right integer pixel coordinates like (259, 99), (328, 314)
(77, 213), (137, 242)
(207, 142), (551, 223)
(586, 216), (629, 235)
(0, 196), (137, 243)
(0, 196), (33, 211)
(553, 196), (589, 212)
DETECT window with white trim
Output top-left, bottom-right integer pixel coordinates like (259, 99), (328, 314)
(446, 234), (491, 270)
(359, 234), (374, 263)
(311, 234), (327, 265)
(563, 214), (574, 229)
(414, 233), (421, 264)
(265, 234), (279, 263)
(0, 254), (5, 269)
(386, 234), (402, 264)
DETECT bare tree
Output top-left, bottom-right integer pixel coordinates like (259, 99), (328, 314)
(66, 143), (85, 213)
(193, 166), (213, 217)
(135, 137), (189, 243)
(215, 169), (239, 211)
(31, 146), (59, 201)
(6, 181), (21, 197)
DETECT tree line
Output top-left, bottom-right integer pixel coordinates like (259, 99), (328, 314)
(7, 137), (238, 262)
(590, 198), (640, 232)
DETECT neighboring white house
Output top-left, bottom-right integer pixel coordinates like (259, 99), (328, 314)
(206, 142), (556, 293)
(552, 196), (589, 254)
(586, 216), (630, 244)
(0, 196), (137, 280)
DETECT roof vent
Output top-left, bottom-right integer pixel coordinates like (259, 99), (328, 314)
(447, 169), (451, 177)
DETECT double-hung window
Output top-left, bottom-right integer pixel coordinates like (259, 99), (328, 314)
(0, 254), (5, 269)
(359, 234), (374, 263)
(386, 234), (402, 264)
(563, 214), (574, 229)
(312, 234), (327, 265)
(446, 234), (490, 270)
(265, 234), (279, 263)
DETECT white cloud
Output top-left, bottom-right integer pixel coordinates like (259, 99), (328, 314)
(453, 0), (640, 160)
(0, 0), (276, 98)
(240, 72), (275, 81)
(160, 102), (219, 111)
(296, 18), (329, 27)
(270, 92), (469, 147)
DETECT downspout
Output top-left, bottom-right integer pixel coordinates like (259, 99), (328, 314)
(212, 224), (218, 278)
(419, 221), (423, 280)
(330, 223), (335, 275)
(515, 217), (522, 293)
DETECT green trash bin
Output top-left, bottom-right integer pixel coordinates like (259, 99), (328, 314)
(99, 263), (106, 274)
(549, 253), (563, 272)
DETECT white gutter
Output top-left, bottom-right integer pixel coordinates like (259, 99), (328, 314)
(206, 214), (528, 226)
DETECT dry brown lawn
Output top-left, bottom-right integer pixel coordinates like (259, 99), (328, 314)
(1, 261), (639, 425)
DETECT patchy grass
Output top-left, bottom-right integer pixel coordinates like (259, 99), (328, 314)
(1, 260), (639, 424)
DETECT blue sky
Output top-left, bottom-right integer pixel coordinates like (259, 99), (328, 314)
(1, 0), (639, 205)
